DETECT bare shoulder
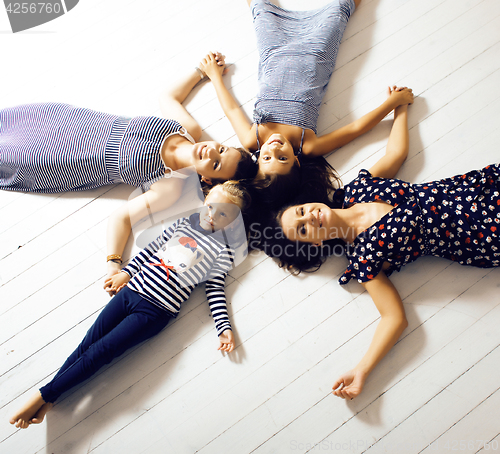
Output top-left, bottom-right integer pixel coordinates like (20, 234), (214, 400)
(241, 123), (259, 151)
(300, 130), (320, 156)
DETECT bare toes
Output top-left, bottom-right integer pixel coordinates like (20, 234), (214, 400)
(15, 419), (29, 429)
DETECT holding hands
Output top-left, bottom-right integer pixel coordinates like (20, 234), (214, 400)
(198, 51), (226, 81)
(105, 262), (123, 295)
(218, 329), (235, 353)
(387, 85), (414, 108)
(103, 271), (130, 296)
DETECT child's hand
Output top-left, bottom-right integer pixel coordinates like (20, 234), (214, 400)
(104, 266), (121, 295)
(332, 368), (367, 400)
(218, 329), (235, 353)
(387, 85), (414, 108)
(103, 271), (130, 296)
(199, 52), (226, 81)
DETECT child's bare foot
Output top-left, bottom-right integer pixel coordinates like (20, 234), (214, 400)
(31, 402), (53, 424)
(9, 391), (52, 429)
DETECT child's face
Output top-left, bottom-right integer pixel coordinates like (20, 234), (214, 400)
(199, 186), (242, 232)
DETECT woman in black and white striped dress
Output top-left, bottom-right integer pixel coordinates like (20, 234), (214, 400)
(0, 53), (257, 291)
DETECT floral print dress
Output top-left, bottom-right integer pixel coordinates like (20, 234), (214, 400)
(338, 164), (500, 285)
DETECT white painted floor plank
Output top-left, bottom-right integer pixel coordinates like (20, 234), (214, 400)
(1, 0), (499, 453)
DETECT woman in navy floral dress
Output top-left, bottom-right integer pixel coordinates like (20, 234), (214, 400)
(338, 164), (500, 285)
(266, 95), (499, 400)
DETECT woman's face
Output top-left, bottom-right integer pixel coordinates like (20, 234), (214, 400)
(257, 134), (297, 177)
(199, 185), (242, 232)
(280, 203), (333, 243)
(192, 141), (241, 184)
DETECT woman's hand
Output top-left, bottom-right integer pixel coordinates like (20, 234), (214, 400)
(218, 329), (235, 353)
(310, 85), (413, 158)
(332, 368), (367, 400)
(103, 271), (130, 296)
(387, 85), (414, 108)
(331, 273), (408, 401)
(199, 52), (226, 81)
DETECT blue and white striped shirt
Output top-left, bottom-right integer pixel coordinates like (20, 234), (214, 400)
(122, 214), (234, 336)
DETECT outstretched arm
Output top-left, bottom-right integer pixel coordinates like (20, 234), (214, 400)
(206, 246), (235, 353)
(218, 329), (235, 353)
(199, 53), (256, 150)
(159, 53), (225, 141)
(105, 177), (184, 294)
(159, 69), (203, 141)
(332, 272), (408, 400)
(304, 86), (413, 157)
(369, 99), (410, 179)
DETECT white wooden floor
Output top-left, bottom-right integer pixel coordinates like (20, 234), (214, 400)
(1, 0), (500, 453)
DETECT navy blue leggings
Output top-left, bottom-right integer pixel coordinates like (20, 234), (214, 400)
(40, 287), (171, 403)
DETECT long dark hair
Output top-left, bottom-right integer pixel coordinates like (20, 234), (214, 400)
(250, 198), (346, 274)
(233, 147), (259, 181)
(255, 155), (341, 208)
(246, 155), (342, 248)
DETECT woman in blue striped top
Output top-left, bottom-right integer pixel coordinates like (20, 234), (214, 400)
(0, 53), (257, 292)
(10, 181), (249, 429)
(200, 0), (413, 202)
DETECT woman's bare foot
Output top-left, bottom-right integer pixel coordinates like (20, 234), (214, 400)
(9, 391), (53, 429)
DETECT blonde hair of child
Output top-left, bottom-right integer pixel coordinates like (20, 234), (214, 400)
(212, 180), (252, 212)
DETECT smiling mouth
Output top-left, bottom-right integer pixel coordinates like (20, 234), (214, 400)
(198, 145), (207, 160)
(268, 139), (283, 146)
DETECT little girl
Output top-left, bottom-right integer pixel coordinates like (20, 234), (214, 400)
(9, 181), (250, 429)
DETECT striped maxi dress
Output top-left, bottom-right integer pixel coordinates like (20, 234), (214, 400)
(0, 103), (185, 193)
(251, 0), (356, 134)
